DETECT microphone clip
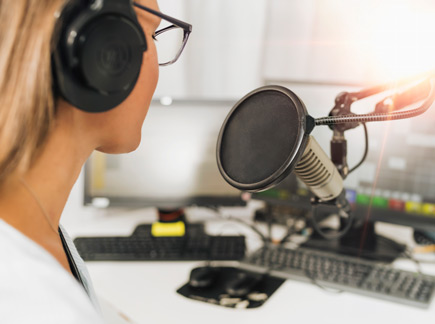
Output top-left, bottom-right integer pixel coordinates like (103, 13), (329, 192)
(328, 92), (360, 132)
(327, 93), (357, 179)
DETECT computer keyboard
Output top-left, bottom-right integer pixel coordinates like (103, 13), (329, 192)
(239, 245), (435, 308)
(74, 223), (246, 261)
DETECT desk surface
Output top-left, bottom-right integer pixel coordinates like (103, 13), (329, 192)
(61, 205), (435, 324)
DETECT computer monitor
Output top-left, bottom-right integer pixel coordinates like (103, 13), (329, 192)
(252, 82), (435, 261)
(84, 99), (244, 210)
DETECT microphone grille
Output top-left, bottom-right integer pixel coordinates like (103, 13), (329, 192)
(294, 149), (332, 187)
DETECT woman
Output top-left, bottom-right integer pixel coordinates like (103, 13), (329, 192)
(0, 0), (191, 322)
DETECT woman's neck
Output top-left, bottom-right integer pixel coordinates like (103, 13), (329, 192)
(0, 104), (96, 272)
(25, 123), (93, 226)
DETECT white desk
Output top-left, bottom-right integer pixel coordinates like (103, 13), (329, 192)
(61, 205), (435, 324)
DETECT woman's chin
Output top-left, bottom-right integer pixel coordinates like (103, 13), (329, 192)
(96, 134), (142, 154)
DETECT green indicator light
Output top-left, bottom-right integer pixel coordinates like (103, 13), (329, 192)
(356, 194), (371, 205)
(257, 190), (280, 199)
(372, 197), (388, 208)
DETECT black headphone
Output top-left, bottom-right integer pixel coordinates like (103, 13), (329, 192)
(52, 0), (147, 113)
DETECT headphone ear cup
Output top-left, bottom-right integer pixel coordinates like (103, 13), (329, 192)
(79, 15), (144, 94)
(52, 1), (147, 113)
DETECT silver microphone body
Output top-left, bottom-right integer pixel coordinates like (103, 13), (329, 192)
(294, 135), (343, 201)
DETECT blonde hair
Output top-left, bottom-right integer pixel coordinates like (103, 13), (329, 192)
(0, 0), (65, 184)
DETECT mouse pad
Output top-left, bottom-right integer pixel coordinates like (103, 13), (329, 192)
(177, 267), (285, 309)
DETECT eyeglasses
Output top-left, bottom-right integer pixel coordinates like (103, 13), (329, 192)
(133, 2), (192, 66)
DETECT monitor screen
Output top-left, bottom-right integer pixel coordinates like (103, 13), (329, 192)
(347, 99), (435, 232)
(84, 99), (244, 209)
(252, 83), (435, 232)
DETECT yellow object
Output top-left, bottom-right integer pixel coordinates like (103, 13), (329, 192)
(422, 203), (435, 216)
(405, 201), (422, 214)
(413, 245), (435, 254)
(151, 221), (186, 237)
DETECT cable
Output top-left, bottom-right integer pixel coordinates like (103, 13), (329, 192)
(279, 216), (307, 245)
(315, 78), (435, 126)
(206, 206), (269, 243)
(309, 199), (354, 240)
(348, 123), (368, 174)
(279, 229), (297, 246)
(267, 213), (273, 243)
(402, 249), (423, 276)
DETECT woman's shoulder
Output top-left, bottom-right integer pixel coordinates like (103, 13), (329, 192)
(0, 219), (65, 275)
(0, 219), (104, 323)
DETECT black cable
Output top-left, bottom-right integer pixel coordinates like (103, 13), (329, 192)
(402, 249), (423, 275)
(267, 213), (273, 243)
(227, 216), (269, 243)
(309, 201), (354, 240)
(348, 123), (368, 174)
(207, 206), (269, 243)
(279, 216), (306, 246)
(279, 229), (297, 246)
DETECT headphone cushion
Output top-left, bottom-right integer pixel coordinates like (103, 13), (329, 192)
(52, 0), (147, 112)
(79, 15), (144, 93)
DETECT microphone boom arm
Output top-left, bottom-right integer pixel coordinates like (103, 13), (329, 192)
(308, 72), (435, 239)
(316, 77), (435, 127)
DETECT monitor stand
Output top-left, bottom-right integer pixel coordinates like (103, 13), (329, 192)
(300, 218), (406, 263)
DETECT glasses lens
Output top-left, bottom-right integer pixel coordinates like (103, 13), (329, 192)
(154, 24), (185, 65)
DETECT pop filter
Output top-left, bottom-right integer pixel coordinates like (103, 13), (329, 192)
(216, 85), (315, 192)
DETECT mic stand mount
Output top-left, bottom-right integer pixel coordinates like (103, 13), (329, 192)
(305, 91), (363, 240)
(326, 73), (435, 232)
(326, 75), (435, 179)
(328, 91), (361, 179)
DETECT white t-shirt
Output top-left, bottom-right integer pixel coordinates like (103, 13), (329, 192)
(0, 219), (105, 324)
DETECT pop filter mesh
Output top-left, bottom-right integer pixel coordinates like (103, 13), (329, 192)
(219, 90), (302, 187)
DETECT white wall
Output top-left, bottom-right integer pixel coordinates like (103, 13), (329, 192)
(263, 0), (435, 84)
(154, 0), (268, 99)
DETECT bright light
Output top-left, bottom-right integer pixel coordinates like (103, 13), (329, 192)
(369, 1), (435, 80)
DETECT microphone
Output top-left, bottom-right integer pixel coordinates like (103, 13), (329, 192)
(216, 85), (351, 239)
(216, 85), (342, 201)
(294, 135), (343, 201)
(216, 75), (435, 239)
